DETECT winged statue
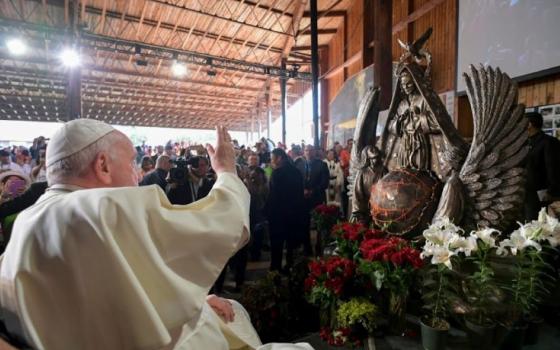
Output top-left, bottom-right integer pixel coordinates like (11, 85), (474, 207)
(349, 28), (528, 235)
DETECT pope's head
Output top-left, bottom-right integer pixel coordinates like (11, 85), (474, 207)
(46, 119), (139, 188)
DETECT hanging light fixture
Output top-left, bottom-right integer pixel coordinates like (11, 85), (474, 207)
(6, 38), (27, 56)
(59, 47), (81, 67)
(171, 60), (187, 77)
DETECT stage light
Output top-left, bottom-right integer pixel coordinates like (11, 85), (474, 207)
(59, 48), (81, 68)
(171, 61), (187, 77)
(6, 38), (27, 56)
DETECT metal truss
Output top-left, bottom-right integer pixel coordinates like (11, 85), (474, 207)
(0, 18), (312, 81)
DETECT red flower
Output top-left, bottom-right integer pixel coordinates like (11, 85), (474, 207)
(309, 260), (324, 277)
(304, 276), (317, 291)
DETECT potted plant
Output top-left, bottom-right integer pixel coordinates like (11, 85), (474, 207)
(462, 228), (501, 349)
(358, 236), (423, 334)
(305, 222), (388, 348)
(495, 208), (560, 350)
(311, 204), (340, 256)
(419, 217), (469, 350)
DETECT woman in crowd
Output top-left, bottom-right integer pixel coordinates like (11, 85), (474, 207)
(0, 171), (31, 252)
(324, 149), (344, 208)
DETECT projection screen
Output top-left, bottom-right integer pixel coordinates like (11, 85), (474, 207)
(456, 0), (560, 93)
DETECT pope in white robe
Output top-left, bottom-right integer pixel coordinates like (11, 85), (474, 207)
(0, 120), (313, 350)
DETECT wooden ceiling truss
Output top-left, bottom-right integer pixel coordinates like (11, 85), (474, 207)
(0, 0), (350, 130)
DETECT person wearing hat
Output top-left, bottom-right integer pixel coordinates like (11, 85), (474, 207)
(524, 112), (560, 220)
(0, 171), (31, 253)
(0, 120), (254, 349)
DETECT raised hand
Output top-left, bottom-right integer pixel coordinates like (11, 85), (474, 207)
(206, 126), (236, 174)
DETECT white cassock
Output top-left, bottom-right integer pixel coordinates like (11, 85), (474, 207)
(0, 173), (310, 350)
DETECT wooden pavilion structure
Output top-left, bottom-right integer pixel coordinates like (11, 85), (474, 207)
(0, 0), (351, 136)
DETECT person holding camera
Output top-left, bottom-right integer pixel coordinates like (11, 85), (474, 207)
(166, 156), (214, 205)
(31, 147), (47, 183)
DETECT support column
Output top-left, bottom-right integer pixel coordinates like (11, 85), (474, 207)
(67, 0), (81, 120)
(319, 46), (330, 149)
(67, 68), (81, 120)
(310, 0), (320, 148)
(280, 59), (287, 146)
(373, 0), (393, 109)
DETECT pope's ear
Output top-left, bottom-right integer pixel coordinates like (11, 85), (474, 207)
(93, 151), (112, 185)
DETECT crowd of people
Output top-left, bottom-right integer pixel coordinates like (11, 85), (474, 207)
(2, 112), (558, 294)
(0, 133), (355, 294)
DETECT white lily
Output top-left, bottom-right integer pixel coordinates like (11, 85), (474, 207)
(449, 235), (478, 256)
(499, 229), (542, 256)
(429, 245), (456, 269)
(472, 227), (500, 248)
(537, 207), (560, 247)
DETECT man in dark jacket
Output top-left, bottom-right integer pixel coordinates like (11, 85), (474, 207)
(301, 145), (330, 256)
(524, 112), (560, 220)
(266, 148), (305, 271)
(166, 156), (214, 205)
(139, 155), (171, 191)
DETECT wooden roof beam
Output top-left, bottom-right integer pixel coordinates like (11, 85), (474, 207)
(303, 10), (346, 17)
(230, 0), (294, 18)
(299, 28), (337, 35)
(28, 0), (286, 55)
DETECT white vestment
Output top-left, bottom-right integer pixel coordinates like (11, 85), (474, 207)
(0, 173), (258, 349)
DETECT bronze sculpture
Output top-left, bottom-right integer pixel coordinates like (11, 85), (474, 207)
(350, 28), (527, 234)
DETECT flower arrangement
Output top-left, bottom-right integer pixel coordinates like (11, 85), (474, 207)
(496, 208), (560, 325)
(312, 204), (340, 234)
(306, 222), (423, 346)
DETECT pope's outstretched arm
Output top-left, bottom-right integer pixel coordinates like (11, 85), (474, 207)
(146, 125), (250, 291)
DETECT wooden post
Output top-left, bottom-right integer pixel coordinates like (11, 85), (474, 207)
(320, 46), (330, 149)
(67, 68), (82, 120)
(375, 0), (392, 109)
(310, 0), (320, 148)
(362, 0), (375, 68)
(67, 0), (81, 120)
(280, 59), (287, 145)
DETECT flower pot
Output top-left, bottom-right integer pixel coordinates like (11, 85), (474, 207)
(497, 323), (527, 350)
(523, 317), (544, 345)
(465, 319), (495, 349)
(365, 336), (376, 350)
(420, 318), (449, 350)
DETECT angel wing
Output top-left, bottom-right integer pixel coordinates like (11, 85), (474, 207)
(347, 87), (381, 222)
(349, 87), (380, 188)
(459, 65), (528, 230)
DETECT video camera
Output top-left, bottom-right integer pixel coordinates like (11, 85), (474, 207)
(168, 156), (200, 183)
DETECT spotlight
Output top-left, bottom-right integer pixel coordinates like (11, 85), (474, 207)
(6, 38), (27, 56)
(171, 61), (187, 77)
(59, 48), (81, 68)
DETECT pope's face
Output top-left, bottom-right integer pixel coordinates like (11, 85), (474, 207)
(110, 136), (139, 187)
(400, 73), (415, 96)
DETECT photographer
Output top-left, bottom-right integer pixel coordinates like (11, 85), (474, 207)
(31, 147), (47, 182)
(166, 156), (214, 205)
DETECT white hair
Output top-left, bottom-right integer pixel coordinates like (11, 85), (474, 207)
(47, 131), (122, 185)
(156, 155), (170, 168)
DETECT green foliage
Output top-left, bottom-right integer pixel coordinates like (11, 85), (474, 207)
(422, 264), (458, 328)
(464, 243), (500, 325)
(337, 298), (378, 333)
(498, 247), (557, 323)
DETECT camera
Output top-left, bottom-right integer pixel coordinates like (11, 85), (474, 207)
(168, 156), (200, 183)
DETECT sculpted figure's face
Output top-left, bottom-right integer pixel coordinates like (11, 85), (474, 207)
(400, 72), (415, 96)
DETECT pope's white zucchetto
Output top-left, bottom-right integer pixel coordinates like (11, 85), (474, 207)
(46, 119), (116, 167)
